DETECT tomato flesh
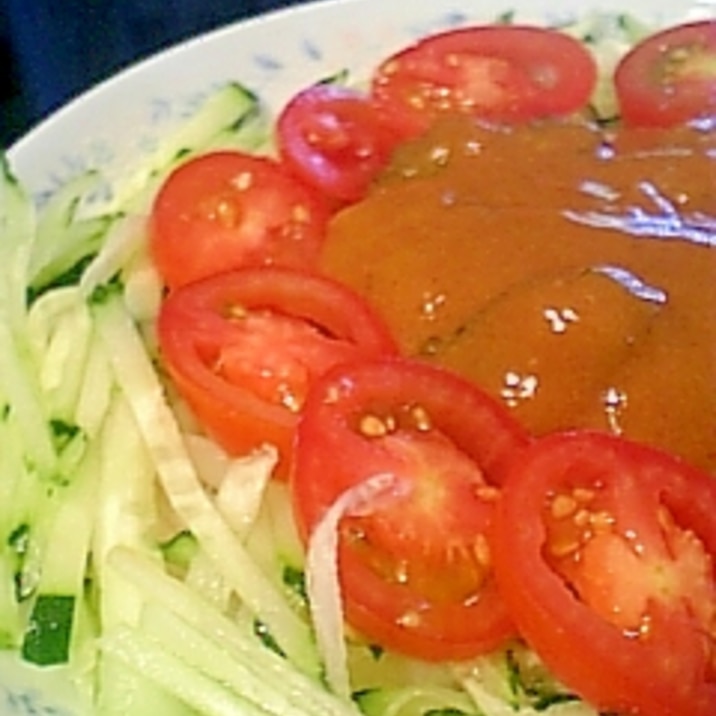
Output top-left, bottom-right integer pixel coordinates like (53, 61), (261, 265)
(208, 310), (361, 411)
(340, 427), (499, 607)
(493, 431), (716, 716)
(157, 267), (397, 476)
(615, 20), (716, 127)
(150, 151), (329, 289)
(277, 84), (407, 204)
(291, 357), (530, 660)
(370, 25), (597, 136)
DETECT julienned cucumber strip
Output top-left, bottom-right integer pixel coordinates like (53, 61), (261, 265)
(15, 285), (103, 653)
(92, 393), (160, 629)
(109, 547), (361, 716)
(20, 436), (101, 666)
(138, 604), (330, 716)
(0, 552), (21, 648)
(0, 415), (41, 625)
(90, 288), (321, 679)
(200, 91), (273, 155)
(21, 595), (75, 666)
(0, 154), (35, 329)
(457, 655), (596, 716)
(29, 171), (116, 300)
(92, 394), (167, 716)
(19, 81), (268, 310)
(101, 82), (268, 214)
(0, 404), (35, 553)
(27, 286), (95, 434)
(103, 624), (271, 716)
(97, 650), (197, 716)
(161, 530), (199, 573)
(0, 159), (59, 480)
(0, 319), (58, 478)
(355, 684), (478, 716)
(560, 12), (652, 122)
(0, 77), (275, 678)
(79, 215), (147, 309)
(74, 328), (115, 441)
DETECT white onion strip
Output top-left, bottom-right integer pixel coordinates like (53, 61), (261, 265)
(306, 472), (408, 699)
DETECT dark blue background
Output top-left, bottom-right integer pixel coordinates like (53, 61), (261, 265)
(0, 0), (305, 145)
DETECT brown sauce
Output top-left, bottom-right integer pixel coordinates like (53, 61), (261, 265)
(319, 116), (716, 473)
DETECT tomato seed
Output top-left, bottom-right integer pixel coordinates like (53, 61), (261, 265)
(547, 538), (581, 559)
(472, 533), (491, 568)
(409, 404), (432, 431)
(589, 510), (616, 533)
(408, 94), (427, 111)
(475, 485), (499, 503)
(551, 494), (578, 520)
(396, 610), (422, 628)
(291, 203), (311, 224)
(359, 414), (392, 437)
(278, 385), (301, 413)
(227, 303), (249, 320)
(572, 487), (596, 504)
(324, 384), (342, 405)
(662, 44), (703, 83)
(393, 560), (410, 584)
(231, 170), (254, 191)
(573, 508), (592, 529)
(341, 522), (366, 543)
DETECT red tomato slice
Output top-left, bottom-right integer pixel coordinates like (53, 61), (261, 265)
(150, 151), (329, 289)
(277, 84), (407, 204)
(370, 25), (597, 136)
(156, 267), (397, 476)
(615, 21), (716, 127)
(291, 357), (530, 660)
(492, 431), (716, 716)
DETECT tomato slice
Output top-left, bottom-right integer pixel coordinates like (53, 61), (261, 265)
(156, 267), (397, 476)
(150, 151), (329, 289)
(370, 25), (597, 136)
(291, 357), (530, 660)
(277, 84), (407, 204)
(492, 431), (716, 716)
(615, 20), (716, 127)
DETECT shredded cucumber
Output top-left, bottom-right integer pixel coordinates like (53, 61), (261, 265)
(0, 155), (35, 328)
(0, 80), (302, 704)
(93, 82), (270, 216)
(107, 547), (360, 716)
(356, 685), (477, 716)
(21, 439), (100, 666)
(29, 171), (117, 299)
(90, 286), (321, 678)
(559, 12), (653, 121)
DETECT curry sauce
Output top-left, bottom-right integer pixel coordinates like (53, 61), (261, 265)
(320, 117), (716, 472)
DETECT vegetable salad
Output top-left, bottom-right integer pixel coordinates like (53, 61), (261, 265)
(0, 7), (714, 716)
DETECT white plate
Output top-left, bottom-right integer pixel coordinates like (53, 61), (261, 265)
(8, 0), (715, 200)
(2, 0), (714, 713)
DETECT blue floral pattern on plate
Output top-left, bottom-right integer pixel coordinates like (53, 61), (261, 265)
(8, 0), (698, 204)
(1, 688), (73, 716)
(0, 653), (87, 716)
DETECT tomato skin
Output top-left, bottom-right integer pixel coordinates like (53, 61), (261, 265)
(370, 25), (597, 137)
(277, 84), (407, 204)
(615, 21), (716, 127)
(157, 267), (397, 476)
(291, 357), (530, 660)
(492, 431), (716, 716)
(150, 151), (329, 289)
